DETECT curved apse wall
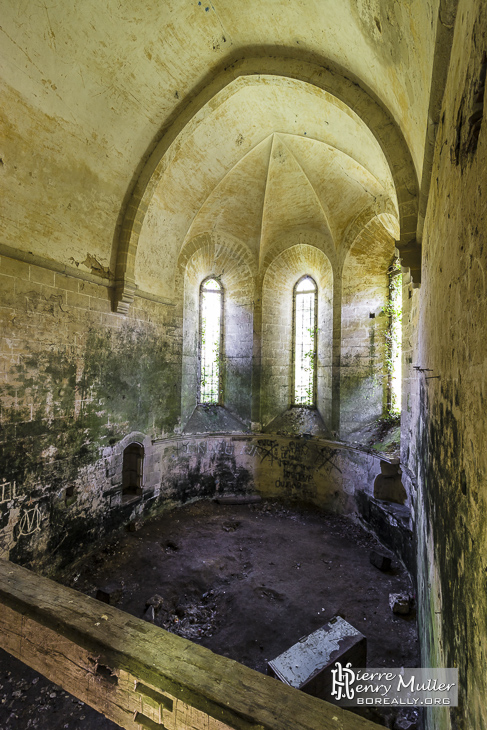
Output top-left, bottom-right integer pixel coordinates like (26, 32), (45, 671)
(260, 243), (333, 429)
(180, 233), (255, 429)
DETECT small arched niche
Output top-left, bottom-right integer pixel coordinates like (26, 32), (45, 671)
(122, 443), (144, 503)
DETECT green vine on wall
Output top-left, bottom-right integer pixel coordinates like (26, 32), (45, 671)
(383, 264), (402, 418)
(303, 326), (317, 405)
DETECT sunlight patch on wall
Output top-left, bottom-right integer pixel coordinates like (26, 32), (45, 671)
(200, 278), (222, 404)
(294, 276), (317, 406)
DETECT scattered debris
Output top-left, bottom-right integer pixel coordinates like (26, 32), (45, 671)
(389, 593), (411, 615)
(146, 594), (164, 611)
(95, 583), (123, 605)
(394, 713), (419, 730)
(215, 494), (261, 505)
(143, 594), (165, 622)
(369, 550), (392, 572)
(222, 521), (241, 532)
(0, 500), (418, 730)
(159, 593), (219, 639)
(126, 520), (142, 532)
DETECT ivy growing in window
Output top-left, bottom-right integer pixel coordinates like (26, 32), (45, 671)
(293, 276), (317, 406)
(384, 264), (402, 416)
(199, 278), (223, 404)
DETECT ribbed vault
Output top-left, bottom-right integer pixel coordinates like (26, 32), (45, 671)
(131, 74), (402, 302)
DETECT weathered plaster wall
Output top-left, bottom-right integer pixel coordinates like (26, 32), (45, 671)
(0, 254), (182, 572)
(260, 243), (333, 428)
(0, 239), (387, 573)
(180, 233), (255, 428)
(340, 220), (395, 437)
(0, 1), (437, 281)
(407, 2), (487, 727)
(155, 433), (383, 515)
(0, 230), (397, 574)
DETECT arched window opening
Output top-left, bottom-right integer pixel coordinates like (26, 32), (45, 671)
(199, 277), (223, 404)
(293, 276), (317, 406)
(387, 265), (402, 416)
(122, 443), (144, 502)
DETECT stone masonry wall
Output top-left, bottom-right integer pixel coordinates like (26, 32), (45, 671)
(0, 253), (182, 573)
(260, 244), (333, 428)
(154, 433), (383, 515)
(340, 220), (393, 438)
(180, 234), (254, 428)
(409, 2), (487, 728)
(0, 232), (396, 576)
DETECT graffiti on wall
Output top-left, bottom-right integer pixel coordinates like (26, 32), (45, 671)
(0, 478), (47, 558)
(166, 435), (342, 498)
(0, 479), (16, 504)
(17, 503), (42, 536)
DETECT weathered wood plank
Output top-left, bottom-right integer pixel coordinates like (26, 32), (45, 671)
(0, 559), (381, 730)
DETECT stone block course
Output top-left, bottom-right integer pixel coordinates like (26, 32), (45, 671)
(30, 265), (55, 287)
(0, 257), (29, 278)
(66, 290), (91, 309)
(54, 273), (80, 293)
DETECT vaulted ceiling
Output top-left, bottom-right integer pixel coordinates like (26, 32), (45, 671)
(0, 0), (441, 300)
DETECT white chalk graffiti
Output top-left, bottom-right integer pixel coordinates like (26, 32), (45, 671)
(0, 480), (16, 504)
(18, 504), (42, 536)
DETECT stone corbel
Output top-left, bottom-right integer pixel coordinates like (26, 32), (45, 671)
(395, 239), (422, 286)
(114, 276), (137, 315)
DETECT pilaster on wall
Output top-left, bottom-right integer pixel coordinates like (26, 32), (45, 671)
(331, 277), (342, 435)
(395, 241), (422, 286)
(397, 0), (460, 289)
(114, 275), (136, 315)
(251, 294), (263, 430)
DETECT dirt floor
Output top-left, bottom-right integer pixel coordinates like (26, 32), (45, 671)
(0, 499), (420, 729)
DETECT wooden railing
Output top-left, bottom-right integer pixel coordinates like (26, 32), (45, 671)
(0, 559), (381, 730)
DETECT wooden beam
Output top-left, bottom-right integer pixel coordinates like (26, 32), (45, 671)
(0, 559), (381, 730)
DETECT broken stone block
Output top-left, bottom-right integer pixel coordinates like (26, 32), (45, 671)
(389, 593), (411, 615)
(222, 520), (241, 532)
(146, 594), (164, 611)
(374, 461), (407, 505)
(267, 616), (366, 701)
(215, 494), (261, 505)
(96, 583), (123, 605)
(369, 550), (392, 572)
(143, 594), (165, 622)
(126, 519), (142, 532)
(394, 716), (419, 730)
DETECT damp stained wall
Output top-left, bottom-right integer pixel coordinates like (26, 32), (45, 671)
(0, 226), (396, 574)
(0, 0), (443, 669)
(340, 218), (394, 438)
(405, 1), (487, 727)
(0, 255), (182, 572)
(260, 243), (333, 429)
(0, 1), (437, 281)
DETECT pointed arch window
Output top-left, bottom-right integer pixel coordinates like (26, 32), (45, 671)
(199, 277), (223, 404)
(293, 276), (317, 406)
